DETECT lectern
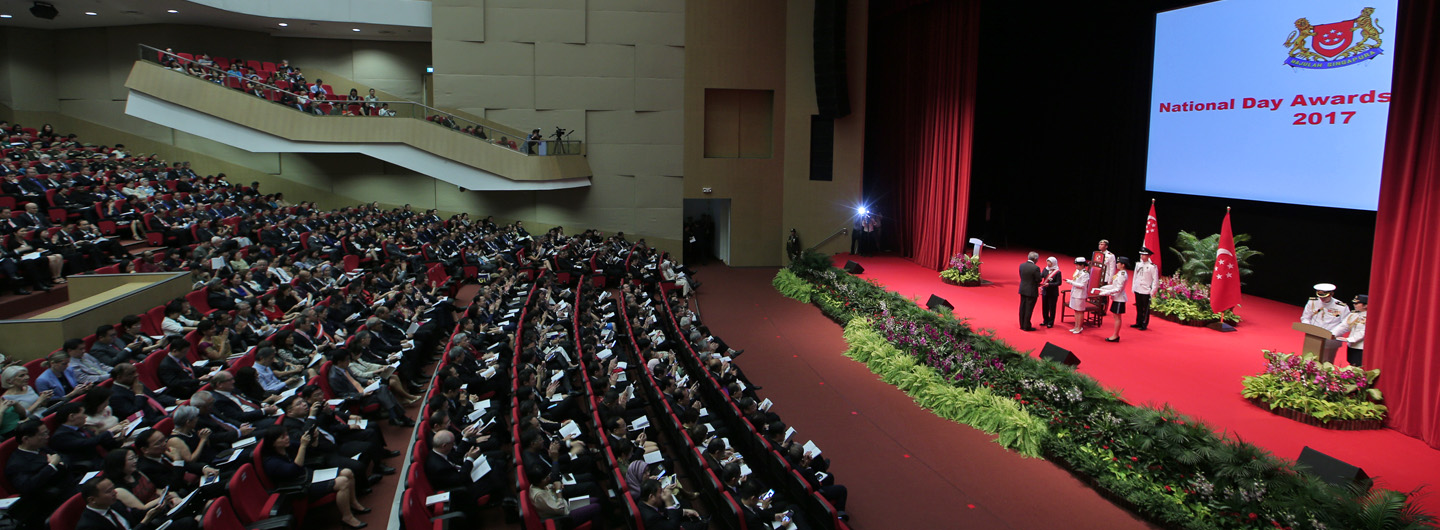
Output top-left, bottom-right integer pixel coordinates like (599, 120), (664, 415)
(1292, 322), (1333, 356)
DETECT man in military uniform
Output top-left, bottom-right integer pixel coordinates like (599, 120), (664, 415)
(1095, 239), (1117, 283)
(1301, 283), (1349, 363)
(1330, 294), (1367, 367)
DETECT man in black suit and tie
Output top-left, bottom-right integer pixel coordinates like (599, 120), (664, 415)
(638, 479), (705, 530)
(75, 477), (176, 530)
(5, 420), (79, 530)
(18, 202), (50, 228)
(49, 403), (126, 473)
(156, 338), (206, 399)
(425, 430), (500, 521)
(1018, 251), (1043, 331)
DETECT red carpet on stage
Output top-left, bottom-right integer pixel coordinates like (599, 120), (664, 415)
(822, 249), (1440, 515)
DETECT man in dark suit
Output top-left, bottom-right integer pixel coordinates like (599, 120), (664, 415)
(75, 477), (169, 530)
(327, 349), (414, 426)
(108, 362), (171, 422)
(156, 338), (205, 399)
(5, 420), (78, 530)
(424, 430), (498, 521)
(49, 403), (125, 473)
(638, 479), (705, 530)
(1018, 251), (1043, 331)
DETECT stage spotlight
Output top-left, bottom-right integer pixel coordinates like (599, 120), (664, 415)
(30, 2), (58, 20)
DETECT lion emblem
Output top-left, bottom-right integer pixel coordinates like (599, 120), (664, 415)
(1283, 18), (1322, 60)
(1348, 7), (1385, 54)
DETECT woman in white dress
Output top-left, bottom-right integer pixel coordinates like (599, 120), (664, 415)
(1066, 257), (1091, 334)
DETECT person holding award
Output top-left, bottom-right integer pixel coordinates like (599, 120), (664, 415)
(1092, 257), (1130, 343)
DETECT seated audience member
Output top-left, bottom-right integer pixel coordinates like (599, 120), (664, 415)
(36, 350), (91, 401)
(156, 338), (206, 399)
(638, 479), (707, 530)
(2, 365), (52, 417)
(48, 402), (127, 473)
(6, 420), (79, 529)
(259, 428), (371, 529)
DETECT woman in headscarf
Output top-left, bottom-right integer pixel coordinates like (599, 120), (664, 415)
(1040, 257), (1063, 328)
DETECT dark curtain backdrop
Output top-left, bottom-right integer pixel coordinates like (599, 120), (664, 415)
(863, 0), (981, 270)
(1371, 0), (1440, 449)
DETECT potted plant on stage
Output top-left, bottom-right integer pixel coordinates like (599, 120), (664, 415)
(1241, 350), (1386, 430)
(1149, 231), (1259, 326)
(940, 252), (983, 286)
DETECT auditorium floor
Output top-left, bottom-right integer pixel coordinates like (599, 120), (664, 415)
(693, 262), (1157, 530)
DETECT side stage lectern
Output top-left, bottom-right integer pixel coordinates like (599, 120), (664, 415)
(1291, 322), (1333, 357)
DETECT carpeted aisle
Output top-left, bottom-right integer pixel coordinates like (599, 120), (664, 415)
(816, 250), (1440, 517)
(694, 265), (1156, 530)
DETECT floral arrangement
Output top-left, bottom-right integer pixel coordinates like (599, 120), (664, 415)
(773, 250), (1431, 530)
(940, 252), (982, 285)
(1241, 351), (1386, 427)
(1150, 272), (1242, 326)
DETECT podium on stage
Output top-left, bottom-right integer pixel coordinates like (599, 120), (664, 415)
(1291, 322), (1334, 357)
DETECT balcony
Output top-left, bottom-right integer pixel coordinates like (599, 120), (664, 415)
(123, 47), (591, 191)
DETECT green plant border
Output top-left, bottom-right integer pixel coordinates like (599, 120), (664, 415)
(842, 317), (1049, 457)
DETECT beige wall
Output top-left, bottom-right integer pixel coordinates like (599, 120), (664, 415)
(682, 0), (865, 266)
(432, 0), (686, 244)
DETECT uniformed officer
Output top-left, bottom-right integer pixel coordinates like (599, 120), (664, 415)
(1095, 239), (1117, 283)
(1301, 283), (1350, 363)
(1330, 294), (1367, 367)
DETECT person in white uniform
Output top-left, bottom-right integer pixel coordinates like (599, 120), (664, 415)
(1329, 294), (1367, 367)
(1301, 283), (1349, 363)
(1129, 247), (1159, 331)
(1095, 239), (1117, 283)
(1093, 256), (1130, 343)
(1066, 257), (1092, 335)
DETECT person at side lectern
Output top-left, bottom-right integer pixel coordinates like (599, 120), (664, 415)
(1130, 247), (1159, 331)
(1330, 294), (1366, 367)
(1018, 252), (1043, 331)
(1067, 257), (1092, 334)
(1301, 283), (1349, 363)
(1093, 257), (1130, 342)
(1040, 257), (1062, 328)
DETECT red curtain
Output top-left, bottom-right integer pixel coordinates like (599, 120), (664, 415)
(1370, 0), (1440, 448)
(867, 0), (981, 270)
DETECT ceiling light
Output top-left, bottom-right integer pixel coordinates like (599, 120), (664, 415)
(167, 9), (178, 13)
(84, 11), (97, 15)
(277, 22), (288, 27)
(352, 28), (361, 32)
(0, 14), (11, 18)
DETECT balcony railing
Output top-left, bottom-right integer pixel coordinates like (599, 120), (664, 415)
(138, 44), (582, 156)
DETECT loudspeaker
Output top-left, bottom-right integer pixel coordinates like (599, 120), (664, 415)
(1039, 342), (1080, 367)
(813, 0), (851, 118)
(30, 2), (58, 19)
(926, 294), (952, 312)
(1297, 446), (1371, 489)
(843, 261), (864, 274)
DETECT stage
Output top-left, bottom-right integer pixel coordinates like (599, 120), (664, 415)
(827, 248), (1439, 513)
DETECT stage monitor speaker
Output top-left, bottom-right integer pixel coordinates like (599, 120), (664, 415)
(926, 294), (953, 312)
(843, 261), (864, 274)
(1039, 342), (1080, 367)
(1208, 322), (1237, 332)
(1297, 446), (1371, 489)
